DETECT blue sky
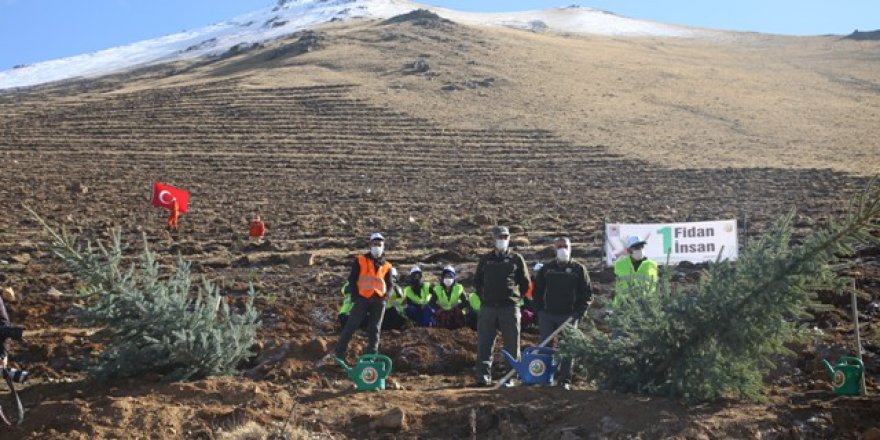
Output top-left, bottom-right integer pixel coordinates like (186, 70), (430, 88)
(1, 0), (877, 70)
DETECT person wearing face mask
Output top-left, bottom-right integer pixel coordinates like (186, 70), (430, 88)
(473, 225), (530, 387)
(334, 233), (395, 362)
(339, 270), (407, 331)
(403, 266), (435, 327)
(613, 236), (659, 307)
(532, 236), (593, 389)
(431, 265), (469, 330)
(382, 267), (409, 331)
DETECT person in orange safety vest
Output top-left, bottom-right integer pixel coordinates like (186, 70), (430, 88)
(167, 198), (180, 232)
(334, 232), (395, 361)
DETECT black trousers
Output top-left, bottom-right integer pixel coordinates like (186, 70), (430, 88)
(381, 307), (407, 331)
(334, 296), (386, 359)
(538, 311), (578, 384)
(0, 296), (10, 358)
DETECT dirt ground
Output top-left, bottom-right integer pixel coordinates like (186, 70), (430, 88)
(0, 11), (878, 439)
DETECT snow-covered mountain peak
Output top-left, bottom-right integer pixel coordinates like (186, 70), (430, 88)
(0, 0), (706, 90)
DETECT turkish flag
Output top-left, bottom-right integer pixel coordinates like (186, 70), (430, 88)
(151, 181), (190, 214)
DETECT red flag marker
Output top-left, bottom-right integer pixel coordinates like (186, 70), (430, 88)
(151, 181), (190, 214)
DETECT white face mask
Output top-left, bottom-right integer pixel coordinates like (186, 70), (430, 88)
(495, 239), (509, 252)
(443, 278), (454, 287)
(631, 249), (644, 261)
(556, 247), (571, 263)
(370, 245), (384, 258)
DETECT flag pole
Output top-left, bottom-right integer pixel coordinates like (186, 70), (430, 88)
(148, 180), (155, 236)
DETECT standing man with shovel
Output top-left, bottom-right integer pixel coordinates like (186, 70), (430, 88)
(532, 236), (593, 390)
(474, 226), (530, 387)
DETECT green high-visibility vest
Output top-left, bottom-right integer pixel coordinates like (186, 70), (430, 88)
(613, 256), (659, 306)
(403, 283), (432, 305)
(386, 286), (407, 314)
(432, 283), (466, 311)
(467, 292), (481, 312)
(339, 282), (353, 316)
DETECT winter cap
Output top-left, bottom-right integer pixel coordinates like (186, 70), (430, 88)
(554, 236), (571, 247)
(624, 236), (647, 249)
(442, 265), (456, 277)
(491, 225), (510, 237)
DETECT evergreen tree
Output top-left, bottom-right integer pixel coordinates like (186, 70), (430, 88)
(29, 209), (261, 381)
(562, 181), (879, 402)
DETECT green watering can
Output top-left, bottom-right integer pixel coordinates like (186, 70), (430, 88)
(822, 356), (864, 396)
(336, 354), (393, 391)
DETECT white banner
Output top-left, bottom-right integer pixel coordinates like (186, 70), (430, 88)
(605, 219), (738, 266)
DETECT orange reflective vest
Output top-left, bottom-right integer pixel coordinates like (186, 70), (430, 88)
(356, 254), (392, 299)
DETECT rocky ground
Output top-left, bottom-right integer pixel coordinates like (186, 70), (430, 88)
(0, 11), (878, 440)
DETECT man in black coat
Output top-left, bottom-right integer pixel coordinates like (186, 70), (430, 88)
(473, 226), (530, 386)
(532, 236), (593, 389)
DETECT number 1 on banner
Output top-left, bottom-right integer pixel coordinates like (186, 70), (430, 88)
(657, 226), (672, 254)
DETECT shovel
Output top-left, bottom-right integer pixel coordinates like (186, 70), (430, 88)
(0, 369), (24, 426)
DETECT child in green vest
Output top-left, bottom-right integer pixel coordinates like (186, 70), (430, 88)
(336, 281), (366, 330)
(403, 266), (434, 327)
(382, 268), (408, 331)
(431, 265), (469, 329)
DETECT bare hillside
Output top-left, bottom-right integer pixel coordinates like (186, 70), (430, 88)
(0, 13), (877, 440)
(43, 14), (879, 175)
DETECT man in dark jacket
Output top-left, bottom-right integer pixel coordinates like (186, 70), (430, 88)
(0, 288), (17, 369)
(532, 236), (593, 389)
(473, 226), (530, 386)
(0, 294), (8, 369)
(334, 233), (395, 361)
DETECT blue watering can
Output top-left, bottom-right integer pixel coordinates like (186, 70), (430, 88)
(501, 346), (557, 385)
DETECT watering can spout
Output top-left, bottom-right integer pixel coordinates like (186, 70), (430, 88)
(335, 357), (352, 374)
(821, 359), (835, 377)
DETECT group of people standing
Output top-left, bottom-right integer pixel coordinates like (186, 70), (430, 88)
(332, 225), (659, 388)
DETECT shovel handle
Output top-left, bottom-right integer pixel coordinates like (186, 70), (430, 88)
(0, 371), (23, 426)
(524, 346), (555, 356)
